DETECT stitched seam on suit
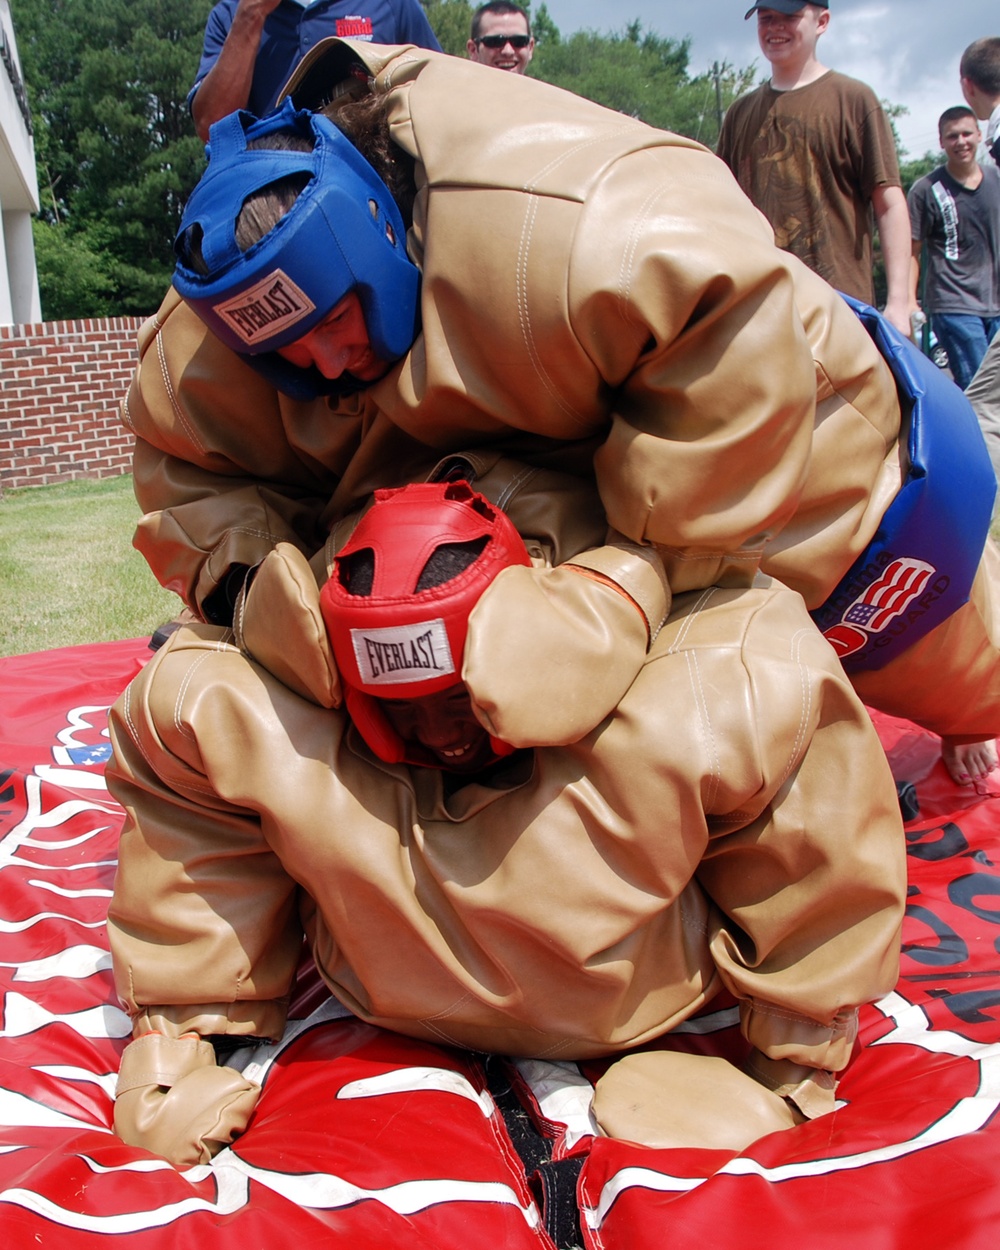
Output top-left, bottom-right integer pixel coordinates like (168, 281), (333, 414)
(745, 998), (840, 1033)
(173, 641), (231, 742)
(378, 51), (423, 92)
(670, 595), (816, 809)
(119, 396), (135, 433)
(493, 463), (540, 512)
(419, 1002), (573, 1060)
(658, 588), (724, 806)
(120, 683), (157, 779)
(616, 183), (673, 332)
(418, 993), (478, 1046)
(200, 522), (285, 593)
(669, 585), (725, 804)
(214, 524), (282, 544)
(155, 329), (206, 455)
(773, 626), (814, 794)
(678, 897), (709, 936)
(526, 1036), (576, 1060)
(520, 125), (640, 192)
(683, 648), (721, 811)
(658, 546), (764, 564)
(233, 581), (249, 648)
(128, 309), (163, 433)
(123, 639), (239, 799)
(663, 587), (718, 655)
(815, 360), (894, 447)
(515, 195), (588, 426)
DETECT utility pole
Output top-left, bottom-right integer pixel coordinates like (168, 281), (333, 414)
(712, 61), (724, 133)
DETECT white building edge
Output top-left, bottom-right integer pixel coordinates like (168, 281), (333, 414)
(0, 0), (40, 325)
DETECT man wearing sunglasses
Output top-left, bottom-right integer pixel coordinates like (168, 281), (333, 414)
(467, 1), (534, 74)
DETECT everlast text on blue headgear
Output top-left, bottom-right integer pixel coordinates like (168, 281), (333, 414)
(172, 99), (420, 399)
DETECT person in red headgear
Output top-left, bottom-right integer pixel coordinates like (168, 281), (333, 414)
(106, 463), (905, 1169)
(320, 479), (533, 774)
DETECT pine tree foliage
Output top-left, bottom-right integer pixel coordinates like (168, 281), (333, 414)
(14, 0), (207, 317)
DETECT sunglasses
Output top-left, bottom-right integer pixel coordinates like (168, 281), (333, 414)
(476, 34), (531, 49)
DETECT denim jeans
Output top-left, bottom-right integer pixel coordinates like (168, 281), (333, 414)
(931, 312), (1000, 390)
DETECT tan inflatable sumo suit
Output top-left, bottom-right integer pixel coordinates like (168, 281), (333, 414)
(107, 459), (905, 1163)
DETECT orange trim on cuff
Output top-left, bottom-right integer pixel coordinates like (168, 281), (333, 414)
(564, 564), (650, 642)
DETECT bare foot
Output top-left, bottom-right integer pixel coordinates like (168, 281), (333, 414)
(941, 736), (999, 786)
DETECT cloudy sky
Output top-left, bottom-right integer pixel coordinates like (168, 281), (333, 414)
(539, 1), (997, 159)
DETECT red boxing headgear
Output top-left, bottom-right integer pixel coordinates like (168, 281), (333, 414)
(320, 480), (532, 763)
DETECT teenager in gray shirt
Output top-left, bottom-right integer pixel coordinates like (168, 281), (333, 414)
(909, 105), (1000, 390)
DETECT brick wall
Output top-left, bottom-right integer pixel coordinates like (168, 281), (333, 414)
(0, 316), (146, 494)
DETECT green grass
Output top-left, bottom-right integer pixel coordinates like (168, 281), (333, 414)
(0, 475), (182, 658)
(2, 473), (998, 661)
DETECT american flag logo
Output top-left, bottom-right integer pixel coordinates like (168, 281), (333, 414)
(822, 622), (869, 659)
(839, 557), (935, 633)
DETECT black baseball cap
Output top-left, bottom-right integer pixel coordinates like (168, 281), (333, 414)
(745, 1), (829, 17)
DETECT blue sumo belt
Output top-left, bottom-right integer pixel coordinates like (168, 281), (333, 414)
(810, 295), (996, 673)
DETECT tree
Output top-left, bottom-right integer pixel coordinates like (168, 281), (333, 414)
(899, 152), (941, 195)
(423, 0), (474, 56)
(31, 218), (117, 320)
(14, 0), (206, 316)
(548, 22), (756, 148)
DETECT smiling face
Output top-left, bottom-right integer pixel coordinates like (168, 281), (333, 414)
(467, 12), (534, 73)
(756, 5), (828, 77)
(276, 290), (392, 383)
(378, 684), (496, 774)
(940, 114), (982, 174)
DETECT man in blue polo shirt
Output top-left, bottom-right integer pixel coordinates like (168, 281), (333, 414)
(189, 0), (441, 141)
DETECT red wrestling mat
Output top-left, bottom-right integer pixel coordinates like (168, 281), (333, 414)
(0, 639), (998, 1249)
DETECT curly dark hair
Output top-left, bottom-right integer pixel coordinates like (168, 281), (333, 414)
(181, 83), (417, 273)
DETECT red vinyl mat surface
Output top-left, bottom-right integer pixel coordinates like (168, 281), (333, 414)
(0, 638), (998, 1248)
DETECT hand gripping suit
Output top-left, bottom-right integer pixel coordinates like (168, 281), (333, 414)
(123, 40), (1000, 743)
(106, 458), (905, 1164)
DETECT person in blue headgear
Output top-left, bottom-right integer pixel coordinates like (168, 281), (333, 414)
(137, 38), (1000, 786)
(174, 95), (419, 399)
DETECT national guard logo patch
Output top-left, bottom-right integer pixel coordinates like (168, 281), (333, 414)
(823, 556), (936, 659)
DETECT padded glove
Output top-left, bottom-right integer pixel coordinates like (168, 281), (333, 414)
(463, 542), (669, 747)
(114, 1032), (260, 1167)
(234, 542), (342, 707)
(592, 1051), (804, 1152)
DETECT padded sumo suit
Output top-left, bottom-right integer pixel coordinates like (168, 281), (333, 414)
(122, 39), (1000, 743)
(106, 458), (906, 1164)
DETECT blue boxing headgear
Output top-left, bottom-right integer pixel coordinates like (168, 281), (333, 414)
(173, 98), (420, 399)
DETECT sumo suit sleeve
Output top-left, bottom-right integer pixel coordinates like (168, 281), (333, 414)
(684, 585), (905, 1113)
(567, 144), (821, 596)
(106, 627), (304, 1047)
(121, 288), (362, 619)
(114, 1031), (261, 1167)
